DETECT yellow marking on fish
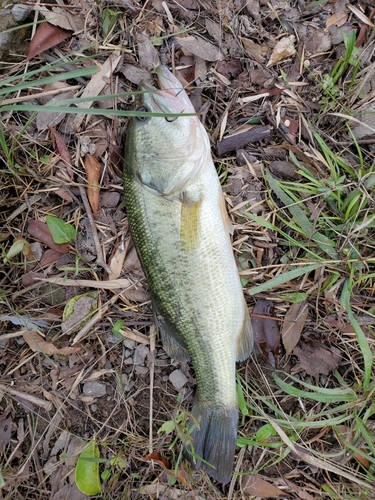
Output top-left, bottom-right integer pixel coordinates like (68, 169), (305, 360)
(180, 195), (202, 253)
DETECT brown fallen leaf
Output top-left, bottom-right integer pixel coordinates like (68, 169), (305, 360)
(145, 452), (189, 487)
(137, 33), (160, 71)
(175, 34), (224, 61)
(62, 294), (98, 335)
(23, 331), (81, 355)
(267, 35), (296, 67)
(49, 127), (74, 180)
(241, 474), (283, 497)
(108, 245), (127, 280)
(84, 154), (102, 217)
(326, 12), (348, 29)
(36, 86), (76, 132)
(26, 22), (72, 62)
(28, 220), (70, 254)
(252, 299), (280, 367)
(34, 5), (84, 32)
(73, 51), (122, 130)
(293, 341), (341, 381)
(40, 249), (63, 268)
(241, 37), (268, 63)
(282, 300), (309, 356)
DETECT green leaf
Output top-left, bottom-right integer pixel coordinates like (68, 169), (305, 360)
(256, 424), (277, 442)
(340, 280), (373, 389)
(279, 292), (309, 303)
(266, 170), (338, 259)
(236, 377), (249, 416)
(112, 319), (125, 339)
(248, 264), (322, 295)
(75, 440), (101, 496)
(46, 216), (77, 244)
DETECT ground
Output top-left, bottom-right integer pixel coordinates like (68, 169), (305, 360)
(0, 0), (375, 499)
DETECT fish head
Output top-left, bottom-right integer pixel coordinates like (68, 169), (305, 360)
(125, 66), (210, 196)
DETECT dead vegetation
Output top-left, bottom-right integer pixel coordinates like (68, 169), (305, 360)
(0, 0), (375, 498)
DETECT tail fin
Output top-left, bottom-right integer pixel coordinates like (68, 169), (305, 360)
(183, 402), (238, 484)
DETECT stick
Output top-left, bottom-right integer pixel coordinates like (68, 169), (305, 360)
(216, 125), (272, 156)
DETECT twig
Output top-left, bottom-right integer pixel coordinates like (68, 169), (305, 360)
(78, 185), (112, 274)
(0, 384), (53, 411)
(216, 125), (272, 156)
(72, 294), (119, 344)
(148, 325), (156, 454)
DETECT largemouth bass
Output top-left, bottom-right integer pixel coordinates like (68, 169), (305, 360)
(123, 66), (253, 483)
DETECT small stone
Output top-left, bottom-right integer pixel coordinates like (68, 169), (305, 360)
(12, 4), (33, 22)
(31, 242), (43, 261)
(90, 404), (98, 412)
(107, 334), (122, 344)
(134, 344), (149, 365)
(169, 369), (187, 389)
(123, 338), (136, 350)
(82, 381), (107, 398)
(135, 365), (149, 375)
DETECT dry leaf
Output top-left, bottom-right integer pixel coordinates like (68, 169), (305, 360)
(326, 12), (348, 29)
(241, 474), (283, 497)
(293, 341), (341, 380)
(121, 64), (150, 85)
(40, 249), (63, 268)
(137, 33), (160, 71)
(28, 220), (70, 254)
(73, 52), (122, 130)
(34, 5), (85, 32)
(26, 22), (72, 62)
(36, 87), (76, 131)
(267, 35), (295, 67)
(84, 154), (102, 216)
(252, 299), (280, 367)
(23, 331), (81, 355)
(175, 34), (224, 61)
(49, 127), (74, 180)
(241, 37), (268, 63)
(145, 452), (189, 487)
(108, 245), (127, 280)
(62, 295), (98, 334)
(282, 300), (309, 356)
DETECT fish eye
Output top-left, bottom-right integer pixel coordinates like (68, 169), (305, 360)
(165, 116), (178, 122)
(135, 106), (150, 122)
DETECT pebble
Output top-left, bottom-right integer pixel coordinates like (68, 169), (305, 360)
(169, 369), (187, 390)
(90, 404), (98, 412)
(135, 365), (149, 375)
(134, 344), (149, 365)
(12, 4), (32, 22)
(82, 381), (107, 398)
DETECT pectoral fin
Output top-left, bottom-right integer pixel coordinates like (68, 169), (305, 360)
(236, 301), (254, 362)
(219, 191), (233, 235)
(180, 194), (202, 253)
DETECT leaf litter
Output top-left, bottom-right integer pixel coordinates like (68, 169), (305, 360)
(1, 0), (375, 498)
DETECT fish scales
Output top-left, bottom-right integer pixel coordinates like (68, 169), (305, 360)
(123, 65), (253, 483)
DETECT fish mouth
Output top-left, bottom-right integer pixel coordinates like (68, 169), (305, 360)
(139, 66), (195, 115)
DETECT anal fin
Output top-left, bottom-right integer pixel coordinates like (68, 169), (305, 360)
(236, 301), (254, 362)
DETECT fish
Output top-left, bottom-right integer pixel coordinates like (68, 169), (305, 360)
(123, 65), (253, 484)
